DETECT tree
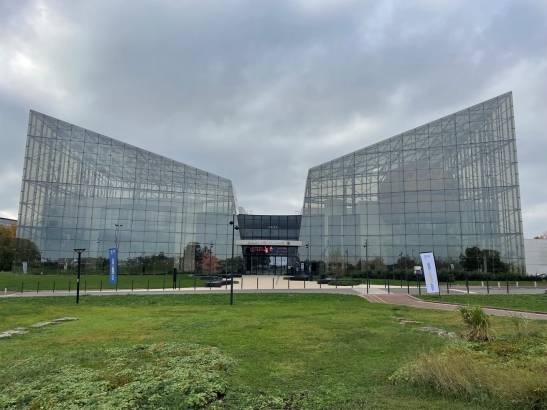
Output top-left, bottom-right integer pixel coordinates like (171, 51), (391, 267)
(460, 246), (508, 273)
(534, 230), (547, 239)
(201, 250), (220, 274)
(327, 248), (345, 278)
(0, 222), (16, 271)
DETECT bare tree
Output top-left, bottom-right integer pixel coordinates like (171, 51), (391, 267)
(327, 248), (345, 278)
(533, 230), (547, 239)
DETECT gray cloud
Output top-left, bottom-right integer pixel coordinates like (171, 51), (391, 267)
(0, 0), (546, 237)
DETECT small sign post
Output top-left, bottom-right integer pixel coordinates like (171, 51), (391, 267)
(109, 248), (118, 285)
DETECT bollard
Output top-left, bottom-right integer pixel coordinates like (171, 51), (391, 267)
(516, 282), (519, 288)
(37, 282), (39, 293)
(53, 281), (55, 293)
(116, 282), (118, 292)
(506, 278), (509, 294)
(446, 280), (449, 295)
(407, 279), (409, 294)
(273, 277), (274, 289)
(418, 278), (421, 295)
(481, 281), (484, 288)
(147, 279), (149, 291)
(21, 282), (24, 293)
(466, 278), (469, 294)
(387, 279), (390, 294)
(132, 280), (134, 292)
(178, 278), (181, 290)
(535, 281), (537, 288)
(498, 281), (501, 289)
(288, 278), (290, 289)
(320, 282), (322, 289)
(336, 279), (338, 289)
(163, 279), (165, 291)
(84, 281), (86, 292)
(257, 277), (258, 290)
(304, 280), (306, 289)
(400, 277), (402, 288)
(69, 281), (71, 293)
(487, 279), (489, 294)
(241, 277), (243, 289)
(100, 280), (102, 292)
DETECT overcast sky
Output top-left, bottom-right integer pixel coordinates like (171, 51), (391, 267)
(0, 0), (545, 238)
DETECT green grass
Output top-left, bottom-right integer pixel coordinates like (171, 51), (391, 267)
(1, 293), (546, 409)
(0, 272), (217, 292)
(417, 294), (547, 313)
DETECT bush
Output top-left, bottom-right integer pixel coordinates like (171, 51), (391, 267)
(458, 304), (492, 341)
(328, 279), (360, 286)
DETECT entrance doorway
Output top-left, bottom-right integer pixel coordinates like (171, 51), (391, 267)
(243, 246), (298, 275)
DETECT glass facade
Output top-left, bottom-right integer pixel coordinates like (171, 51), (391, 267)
(13, 92), (526, 275)
(299, 92), (525, 272)
(14, 111), (240, 274)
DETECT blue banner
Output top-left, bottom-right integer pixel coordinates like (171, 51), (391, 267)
(109, 248), (118, 285)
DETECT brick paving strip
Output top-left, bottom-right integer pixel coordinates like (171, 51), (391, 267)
(362, 294), (547, 321)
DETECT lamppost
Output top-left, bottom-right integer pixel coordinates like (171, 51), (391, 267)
(209, 242), (214, 276)
(74, 248), (85, 304)
(364, 237), (368, 293)
(114, 224), (122, 250)
(115, 224), (122, 275)
(306, 242), (310, 278)
(229, 215), (239, 305)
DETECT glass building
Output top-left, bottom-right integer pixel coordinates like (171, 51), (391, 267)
(14, 111), (239, 274)
(14, 92), (525, 274)
(299, 92), (525, 272)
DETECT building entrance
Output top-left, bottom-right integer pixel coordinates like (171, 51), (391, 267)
(243, 245), (298, 275)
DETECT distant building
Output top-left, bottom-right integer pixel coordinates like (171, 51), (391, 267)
(0, 217), (16, 227)
(524, 239), (547, 276)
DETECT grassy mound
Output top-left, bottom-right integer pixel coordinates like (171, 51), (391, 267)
(0, 343), (233, 409)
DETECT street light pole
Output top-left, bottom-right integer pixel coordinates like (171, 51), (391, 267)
(74, 248), (85, 304)
(229, 215), (239, 305)
(364, 238), (368, 293)
(209, 242), (214, 276)
(306, 242), (310, 279)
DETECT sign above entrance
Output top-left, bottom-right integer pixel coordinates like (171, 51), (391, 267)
(236, 240), (303, 247)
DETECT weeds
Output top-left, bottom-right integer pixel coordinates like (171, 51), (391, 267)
(458, 304), (492, 341)
(392, 339), (547, 409)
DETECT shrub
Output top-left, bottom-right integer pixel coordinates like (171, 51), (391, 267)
(328, 279), (360, 286)
(458, 304), (492, 341)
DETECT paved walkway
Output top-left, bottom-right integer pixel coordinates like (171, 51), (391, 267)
(3, 275), (547, 321)
(360, 293), (547, 320)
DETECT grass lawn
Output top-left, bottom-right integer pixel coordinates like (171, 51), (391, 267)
(2, 293), (546, 409)
(0, 272), (214, 292)
(417, 294), (547, 313)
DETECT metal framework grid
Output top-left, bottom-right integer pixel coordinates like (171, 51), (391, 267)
(299, 92), (525, 271)
(14, 111), (239, 274)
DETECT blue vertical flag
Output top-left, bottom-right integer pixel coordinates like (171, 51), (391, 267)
(109, 248), (118, 285)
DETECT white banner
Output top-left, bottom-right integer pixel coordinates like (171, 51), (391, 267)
(236, 240), (302, 246)
(22, 262), (28, 274)
(420, 252), (439, 294)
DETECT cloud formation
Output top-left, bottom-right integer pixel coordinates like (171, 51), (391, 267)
(0, 0), (546, 237)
